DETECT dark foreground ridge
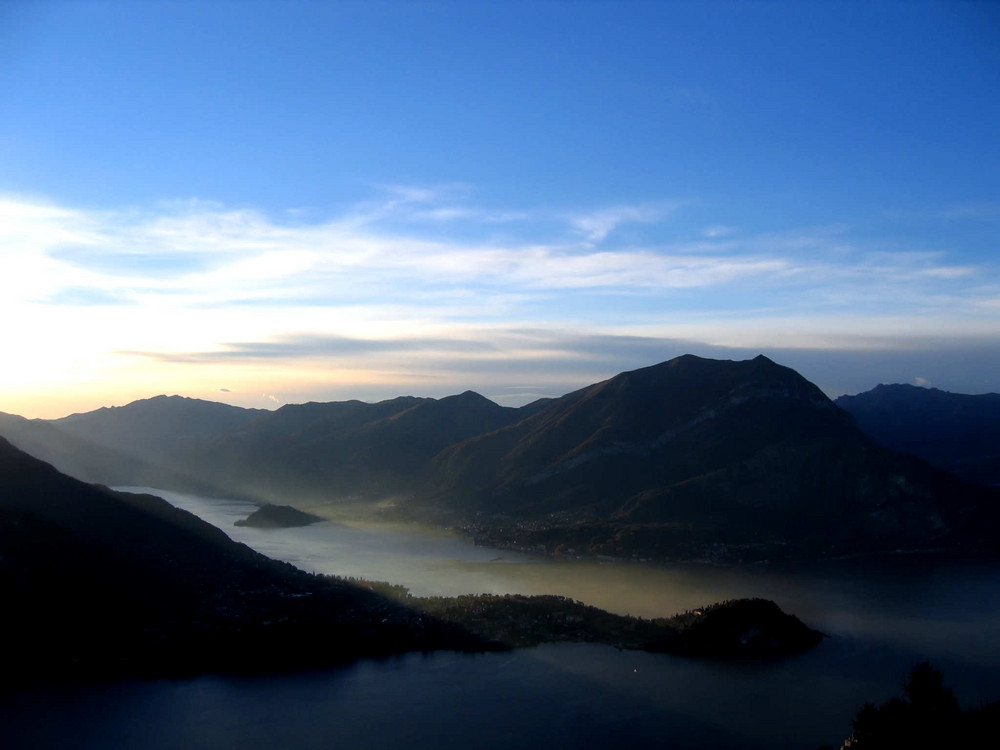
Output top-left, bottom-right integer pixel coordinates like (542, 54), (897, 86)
(0, 437), (491, 682)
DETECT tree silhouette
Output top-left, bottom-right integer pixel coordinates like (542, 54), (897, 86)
(845, 662), (996, 749)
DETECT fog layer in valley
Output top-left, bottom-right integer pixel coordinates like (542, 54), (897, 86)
(130, 487), (1000, 675)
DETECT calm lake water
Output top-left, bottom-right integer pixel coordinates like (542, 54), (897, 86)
(4, 488), (1000, 749)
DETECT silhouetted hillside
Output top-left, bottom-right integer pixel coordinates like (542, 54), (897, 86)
(836, 384), (1000, 486)
(391, 592), (823, 656)
(839, 662), (1000, 749)
(0, 396), (266, 490)
(0, 410), (164, 485)
(434, 354), (845, 513)
(0, 437), (486, 680)
(433, 356), (999, 560)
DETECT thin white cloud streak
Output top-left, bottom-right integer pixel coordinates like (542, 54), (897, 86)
(570, 202), (681, 242)
(702, 225), (735, 239)
(507, 250), (788, 289)
(1, 194), (794, 311)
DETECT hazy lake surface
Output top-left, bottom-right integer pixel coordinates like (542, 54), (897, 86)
(4, 488), (1000, 749)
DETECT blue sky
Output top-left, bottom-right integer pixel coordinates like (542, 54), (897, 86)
(1, 0), (998, 417)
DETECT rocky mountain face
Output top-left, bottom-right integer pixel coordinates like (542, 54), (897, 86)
(3, 355), (997, 563)
(836, 384), (1000, 487)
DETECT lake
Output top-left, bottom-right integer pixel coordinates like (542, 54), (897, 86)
(3, 488), (999, 749)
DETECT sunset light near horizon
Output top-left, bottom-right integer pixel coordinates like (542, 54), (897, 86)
(2, 1), (998, 419)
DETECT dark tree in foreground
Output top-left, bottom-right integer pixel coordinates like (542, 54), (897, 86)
(844, 662), (998, 749)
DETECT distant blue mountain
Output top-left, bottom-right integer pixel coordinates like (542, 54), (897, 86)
(836, 384), (1000, 487)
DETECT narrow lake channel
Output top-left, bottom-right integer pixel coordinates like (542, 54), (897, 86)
(4, 487), (999, 749)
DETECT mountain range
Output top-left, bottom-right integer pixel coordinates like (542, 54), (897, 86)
(2, 354), (998, 563)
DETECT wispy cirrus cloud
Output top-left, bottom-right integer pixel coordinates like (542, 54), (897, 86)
(3, 189), (994, 317)
(2, 186), (998, 416)
(122, 332), (497, 363)
(569, 201), (682, 243)
(0, 191), (795, 312)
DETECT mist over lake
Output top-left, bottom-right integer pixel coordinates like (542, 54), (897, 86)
(5, 487), (997, 750)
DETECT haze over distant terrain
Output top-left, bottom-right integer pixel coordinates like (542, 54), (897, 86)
(4, 355), (997, 564)
(1, 2), (998, 417)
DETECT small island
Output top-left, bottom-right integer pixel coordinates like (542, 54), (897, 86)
(235, 504), (326, 529)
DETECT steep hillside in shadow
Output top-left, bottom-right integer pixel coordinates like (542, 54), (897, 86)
(430, 356), (999, 561)
(0, 437), (484, 680)
(0, 410), (168, 486)
(836, 384), (1000, 486)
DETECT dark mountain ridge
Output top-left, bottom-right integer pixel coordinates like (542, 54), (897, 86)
(53, 394), (268, 461)
(3, 354), (997, 563)
(0, 395), (267, 491)
(836, 383), (1000, 486)
(168, 390), (529, 503)
(0, 409), (171, 487)
(429, 355), (999, 560)
(432, 355), (847, 512)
